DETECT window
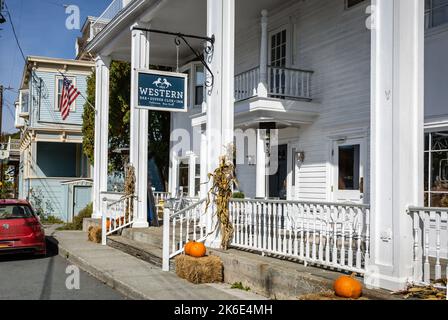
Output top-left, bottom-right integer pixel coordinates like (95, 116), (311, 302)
(178, 160), (189, 196)
(270, 29), (287, 68)
(425, 0), (448, 29)
(338, 145), (360, 190)
(195, 65), (205, 106)
(424, 131), (448, 207)
(36, 142), (88, 178)
(55, 76), (76, 111)
(195, 163), (201, 197)
(270, 29), (288, 97)
(20, 90), (29, 114)
(345, 0), (365, 9)
(0, 205), (34, 220)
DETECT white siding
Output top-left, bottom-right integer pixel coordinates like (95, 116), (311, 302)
(234, 0), (372, 202)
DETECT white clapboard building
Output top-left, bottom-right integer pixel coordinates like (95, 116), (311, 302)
(82, 0), (448, 292)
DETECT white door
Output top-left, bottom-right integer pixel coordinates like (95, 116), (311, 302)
(332, 138), (366, 204)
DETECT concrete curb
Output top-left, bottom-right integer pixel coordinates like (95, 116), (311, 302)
(47, 236), (148, 300)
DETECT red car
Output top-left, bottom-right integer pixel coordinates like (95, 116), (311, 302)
(0, 199), (46, 256)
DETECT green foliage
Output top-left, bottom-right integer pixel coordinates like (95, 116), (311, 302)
(82, 72), (96, 165)
(232, 192), (245, 199)
(57, 203), (93, 231)
(29, 188), (54, 216)
(231, 282), (251, 291)
(40, 215), (64, 225)
(0, 180), (14, 199)
(81, 60), (171, 188)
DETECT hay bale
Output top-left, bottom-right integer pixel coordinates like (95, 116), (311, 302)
(298, 290), (369, 300)
(175, 254), (223, 284)
(88, 226), (102, 243)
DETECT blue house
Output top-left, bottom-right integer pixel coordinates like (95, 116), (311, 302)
(14, 56), (95, 222)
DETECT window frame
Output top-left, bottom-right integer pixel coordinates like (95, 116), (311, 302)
(19, 89), (30, 115)
(55, 75), (77, 112)
(424, 129), (448, 207)
(345, 0), (366, 10)
(425, 0), (448, 29)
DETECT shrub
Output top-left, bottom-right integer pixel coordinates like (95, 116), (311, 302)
(57, 203), (93, 231)
(40, 215), (64, 225)
(232, 192), (245, 199)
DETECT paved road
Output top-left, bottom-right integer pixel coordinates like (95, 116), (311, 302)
(0, 238), (126, 300)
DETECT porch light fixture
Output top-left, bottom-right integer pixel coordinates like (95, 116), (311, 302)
(247, 155), (256, 166)
(296, 151), (305, 164)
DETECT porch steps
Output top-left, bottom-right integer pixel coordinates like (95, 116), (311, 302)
(107, 235), (175, 271)
(107, 227), (397, 300)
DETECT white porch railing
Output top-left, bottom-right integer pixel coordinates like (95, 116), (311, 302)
(408, 207), (448, 288)
(153, 192), (170, 205)
(101, 194), (135, 245)
(229, 199), (370, 274)
(162, 199), (208, 271)
(234, 66), (313, 102)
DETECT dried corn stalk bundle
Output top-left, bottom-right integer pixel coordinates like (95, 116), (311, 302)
(205, 153), (238, 250)
(393, 284), (446, 300)
(124, 165), (136, 220)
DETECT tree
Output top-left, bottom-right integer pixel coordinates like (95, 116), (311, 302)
(82, 61), (171, 190)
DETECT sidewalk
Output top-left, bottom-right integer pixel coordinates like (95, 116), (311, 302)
(46, 228), (267, 300)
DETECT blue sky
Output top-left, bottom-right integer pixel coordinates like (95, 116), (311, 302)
(0, 0), (110, 133)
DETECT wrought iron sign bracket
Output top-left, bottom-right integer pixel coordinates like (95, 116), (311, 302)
(132, 27), (215, 88)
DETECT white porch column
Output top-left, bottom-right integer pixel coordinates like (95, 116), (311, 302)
(200, 125), (208, 199)
(169, 152), (179, 197)
(258, 9), (268, 98)
(366, 0), (424, 291)
(188, 153), (196, 198)
(205, 0), (235, 248)
(92, 55), (111, 219)
(130, 23), (150, 228)
(256, 129), (267, 199)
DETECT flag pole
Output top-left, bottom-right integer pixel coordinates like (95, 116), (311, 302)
(57, 70), (96, 113)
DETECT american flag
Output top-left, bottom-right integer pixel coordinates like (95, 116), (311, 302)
(60, 77), (80, 120)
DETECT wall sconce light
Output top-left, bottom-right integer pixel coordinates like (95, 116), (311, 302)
(247, 155), (256, 166)
(296, 151), (305, 164)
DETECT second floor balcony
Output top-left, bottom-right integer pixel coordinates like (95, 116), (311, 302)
(235, 65), (313, 102)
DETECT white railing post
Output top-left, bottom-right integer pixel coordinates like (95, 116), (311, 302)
(101, 198), (107, 245)
(162, 206), (171, 272)
(258, 9), (268, 98)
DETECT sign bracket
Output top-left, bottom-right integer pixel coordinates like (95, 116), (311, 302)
(132, 27), (215, 88)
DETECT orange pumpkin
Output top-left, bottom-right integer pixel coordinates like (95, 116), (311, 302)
(189, 242), (207, 258)
(184, 241), (196, 255)
(334, 274), (363, 299)
(105, 218), (111, 231)
(116, 217), (125, 225)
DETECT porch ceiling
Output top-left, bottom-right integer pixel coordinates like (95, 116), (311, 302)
(90, 0), (293, 66)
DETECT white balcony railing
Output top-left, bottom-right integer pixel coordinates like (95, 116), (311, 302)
(408, 206), (448, 288)
(229, 199), (370, 274)
(235, 66), (313, 102)
(91, 0), (127, 37)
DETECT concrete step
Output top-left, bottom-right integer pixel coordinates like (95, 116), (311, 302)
(107, 235), (175, 271)
(121, 227), (164, 248)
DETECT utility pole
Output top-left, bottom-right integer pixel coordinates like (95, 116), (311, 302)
(0, 85), (4, 195)
(0, 84), (3, 136)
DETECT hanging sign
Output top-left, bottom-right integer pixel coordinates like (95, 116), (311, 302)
(135, 69), (188, 112)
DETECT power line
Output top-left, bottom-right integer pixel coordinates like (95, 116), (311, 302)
(4, 1), (26, 62)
